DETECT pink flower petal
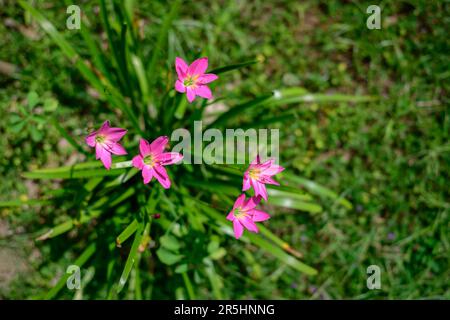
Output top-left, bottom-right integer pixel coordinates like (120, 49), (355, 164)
(100, 149), (112, 170)
(186, 87), (196, 103)
(198, 74), (218, 84)
(108, 142), (127, 155)
(139, 138), (151, 156)
(157, 152), (183, 165)
(188, 57), (208, 76)
(243, 196), (260, 211)
(252, 209), (271, 222)
(150, 136), (169, 154)
(85, 132), (97, 147)
(98, 120), (111, 133)
(95, 144), (105, 160)
(240, 216), (259, 233)
(142, 166), (154, 184)
(242, 174), (251, 191)
(175, 80), (186, 93)
(252, 180), (268, 201)
(226, 211), (235, 221)
(194, 85), (212, 99)
(233, 194), (246, 210)
(104, 127), (127, 141)
(232, 219), (244, 239)
(132, 155), (144, 169)
(263, 164), (285, 176)
(260, 176), (280, 186)
(153, 165), (171, 189)
(175, 57), (188, 79)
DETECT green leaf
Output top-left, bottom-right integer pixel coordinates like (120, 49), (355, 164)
(181, 272), (196, 299)
(117, 222), (145, 293)
(27, 91), (39, 108)
(0, 198), (51, 207)
(45, 242), (96, 299)
(146, 0), (181, 95)
(116, 219), (138, 246)
(245, 232), (317, 275)
(208, 87), (375, 128)
(284, 173), (353, 209)
(209, 248), (226, 260)
(23, 161), (130, 179)
(51, 116), (86, 154)
(269, 196), (322, 213)
(207, 94), (273, 128)
(160, 234), (181, 251)
(131, 54), (149, 103)
(156, 248), (183, 265)
(10, 121), (26, 133)
(209, 59), (258, 75)
(19, 0), (143, 134)
(174, 264), (188, 274)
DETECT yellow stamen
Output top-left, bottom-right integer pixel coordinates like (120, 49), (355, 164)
(248, 168), (261, 180)
(143, 154), (156, 167)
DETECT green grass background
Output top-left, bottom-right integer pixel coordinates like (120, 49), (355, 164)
(0, 0), (448, 299)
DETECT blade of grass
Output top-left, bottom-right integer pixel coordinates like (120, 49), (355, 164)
(0, 198), (51, 207)
(284, 173), (353, 209)
(181, 272), (196, 300)
(116, 219), (138, 246)
(51, 116), (86, 155)
(146, 0), (181, 104)
(19, 1), (143, 134)
(23, 160), (132, 180)
(208, 59), (258, 75)
(45, 242), (96, 299)
(36, 209), (102, 241)
(269, 196), (322, 213)
(116, 221), (146, 293)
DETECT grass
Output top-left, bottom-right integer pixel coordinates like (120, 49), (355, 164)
(0, 1), (448, 299)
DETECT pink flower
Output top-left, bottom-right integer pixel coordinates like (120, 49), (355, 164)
(174, 57), (218, 103)
(226, 194), (270, 239)
(85, 121), (127, 170)
(132, 136), (183, 189)
(243, 155), (285, 201)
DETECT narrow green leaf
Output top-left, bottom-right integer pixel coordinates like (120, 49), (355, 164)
(0, 198), (51, 207)
(19, 0), (143, 134)
(181, 272), (196, 300)
(45, 242), (96, 299)
(51, 117), (86, 155)
(23, 161), (131, 180)
(116, 219), (138, 246)
(208, 59), (258, 75)
(284, 173), (353, 209)
(146, 0), (181, 92)
(117, 222), (145, 293)
(269, 196), (322, 213)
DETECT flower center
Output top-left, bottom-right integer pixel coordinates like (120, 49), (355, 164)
(143, 154), (155, 166)
(248, 168), (261, 180)
(95, 134), (106, 144)
(233, 207), (247, 219)
(183, 75), (198, 87)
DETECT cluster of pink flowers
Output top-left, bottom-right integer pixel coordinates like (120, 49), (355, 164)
(228, 155), (285, 239)
(86, 121), (183, 189)
(85, 57), (216, 186)
(85, 57), (284, 240)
